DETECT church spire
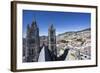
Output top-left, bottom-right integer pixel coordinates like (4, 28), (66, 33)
(49, 24), (55, 31)
(25, 16), (40, 62)
(51, 24), (54, 29)
(31, 16), (37, 28)
(48, 23), (57, 61)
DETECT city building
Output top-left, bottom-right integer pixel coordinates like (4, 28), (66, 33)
(48, 24), (57, 61)
(24, 19), (40, 62)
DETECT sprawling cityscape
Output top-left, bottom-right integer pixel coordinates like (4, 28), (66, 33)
(22, 19), (91, 62)
(22, 10), (91, 62)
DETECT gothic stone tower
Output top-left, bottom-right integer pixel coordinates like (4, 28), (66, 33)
(48, 24), (57, 61)
(25, 20), (40, 62)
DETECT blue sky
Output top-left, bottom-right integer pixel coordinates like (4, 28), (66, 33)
(23, 10), (91, 37)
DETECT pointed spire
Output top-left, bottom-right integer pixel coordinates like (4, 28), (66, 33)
(51, 24), (54, 29)
(49, 24), (55, 30)
(31, 16), (37, 28)
(32, 16), (36, 23)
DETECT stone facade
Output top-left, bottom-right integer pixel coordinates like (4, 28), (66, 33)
(24, 20), (40, 62)
(48, 24), (57, 61)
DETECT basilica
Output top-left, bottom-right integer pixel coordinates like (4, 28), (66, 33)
(23, 19), (69, 62)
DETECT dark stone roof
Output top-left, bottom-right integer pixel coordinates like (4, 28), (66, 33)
(38, 45), (69, 61)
